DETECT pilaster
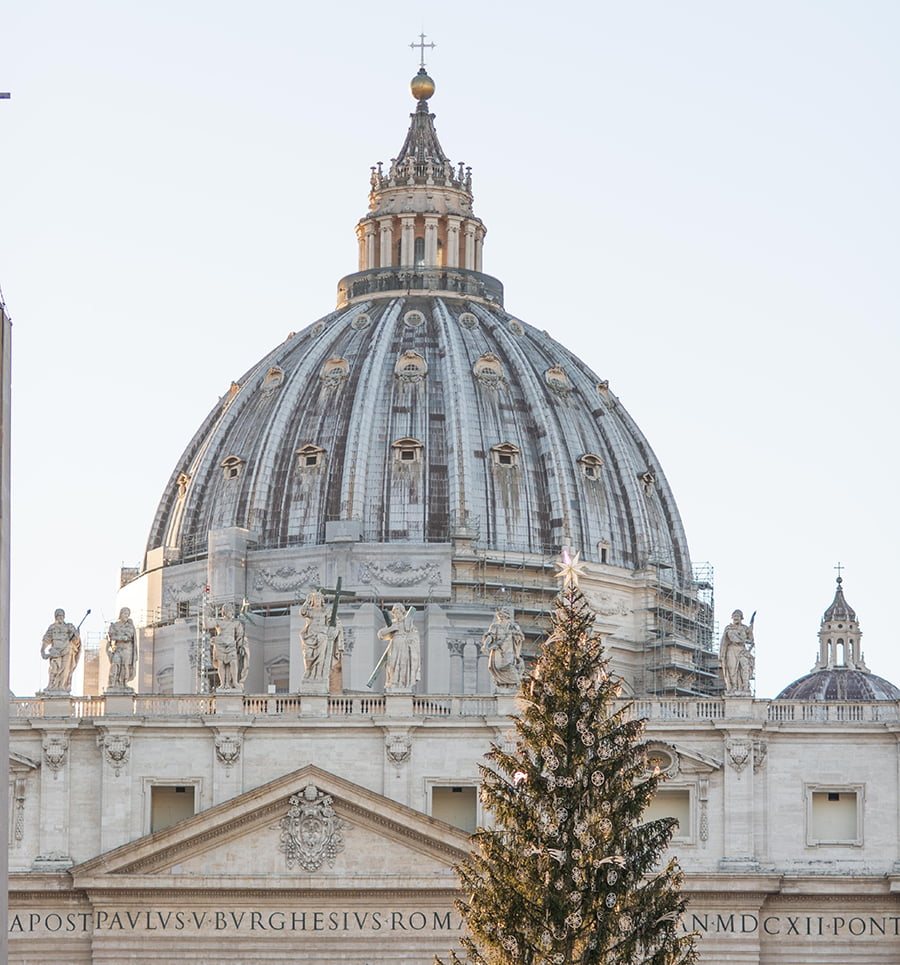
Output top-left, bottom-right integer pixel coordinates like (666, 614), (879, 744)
(463, 222), (476, 270)
(96, 724), (135, 853)
(210, 725), (247, 805)
(718, 703), (761, 871)
(207, 527), (254, 605)
(33, 720), (78, 868)
(364, 220), (376, 269)
(378, 217), (393, 268)
(400, 216), (415, 266)
(424, 215), (439, 266)
(445, 215), (462, 268)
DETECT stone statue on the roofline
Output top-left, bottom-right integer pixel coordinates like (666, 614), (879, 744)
(482, 606), (525, 690)
(719, 609), (755, 696)
(378, 604), (421, 692)
(210, 602), (249, 692)
(105, 606), (137, 692)
(40, 608), (82, 694)
(299, 589), (345, 683)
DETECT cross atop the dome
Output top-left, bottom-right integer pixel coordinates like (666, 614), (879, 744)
(834, 561), (844, 583)
(410, 32), (436, 69)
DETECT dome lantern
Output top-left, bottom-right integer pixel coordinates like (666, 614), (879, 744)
(775, 576), (900, 701)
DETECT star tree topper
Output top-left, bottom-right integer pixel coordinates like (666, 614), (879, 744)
(554, 549), (587, 588)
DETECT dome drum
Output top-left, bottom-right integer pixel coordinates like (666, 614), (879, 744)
(337, 266), (503, 308)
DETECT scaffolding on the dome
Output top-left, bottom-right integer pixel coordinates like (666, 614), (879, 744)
(642, 560), (719, 697)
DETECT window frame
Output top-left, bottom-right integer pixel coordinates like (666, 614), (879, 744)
(644, 784), (694, 844)
(425, 777), (483, 833)
(143, 777), (202, 834)
(806, 783), (864, 847)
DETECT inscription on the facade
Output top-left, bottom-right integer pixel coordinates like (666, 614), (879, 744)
(8, 909), (460, 935)
(686, 913), (900, 937)
(9, 909), (900, 938)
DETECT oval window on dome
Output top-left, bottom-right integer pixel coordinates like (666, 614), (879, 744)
(459, 312), (478, 330)
(404, 310), (426, 329)
(351, 312), (371, 331)
(508, 319), (524, 336)
(311, 322), (325, 337)
(395, 350), (427, 383)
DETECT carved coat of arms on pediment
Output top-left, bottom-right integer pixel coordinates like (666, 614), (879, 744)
(275, 784), (347, 872)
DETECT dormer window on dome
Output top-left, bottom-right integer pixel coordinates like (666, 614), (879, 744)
(392, 438), (424, 464)
(320, 356), (349, 387)
(296, 444), (326, 471)
(395, 350), (427, 383)
(176, 472), (191, 498)
(473, 353), (504, 387)
(579, 454), (604, 479)
(490, 443), (520, 468)
(221, 455), (244, 480)
(545, 366), (571, 395)
(261, 366), (284, 393)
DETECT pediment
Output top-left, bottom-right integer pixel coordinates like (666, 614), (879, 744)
(71, 764), (470, 891)
(647, 740), (722, 776)
(9, 751), (39, 772)
(673, 743), (722, 773)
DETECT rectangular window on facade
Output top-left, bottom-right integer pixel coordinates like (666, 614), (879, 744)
(644, 788), (692, 841)
(807, 785), (862, 845)
(150, 785), (196, 833)
(432, 786), (477, 834)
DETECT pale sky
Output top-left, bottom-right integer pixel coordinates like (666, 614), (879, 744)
(3, 1), (898, 698)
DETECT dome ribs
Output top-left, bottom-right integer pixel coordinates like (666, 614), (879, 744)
(144, 298), (694, 599)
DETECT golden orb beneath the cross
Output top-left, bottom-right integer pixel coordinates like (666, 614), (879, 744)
(410, 68), (435, 101)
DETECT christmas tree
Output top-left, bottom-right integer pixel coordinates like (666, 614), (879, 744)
(439, 578), (698, 965)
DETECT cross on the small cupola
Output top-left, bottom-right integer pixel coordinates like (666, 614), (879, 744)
(834, 561), (845, 583)
(410, 32), (436, 69)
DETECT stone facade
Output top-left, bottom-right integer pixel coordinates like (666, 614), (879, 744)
(8, 693), (900, 962)
(8, 66), (900, 964)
